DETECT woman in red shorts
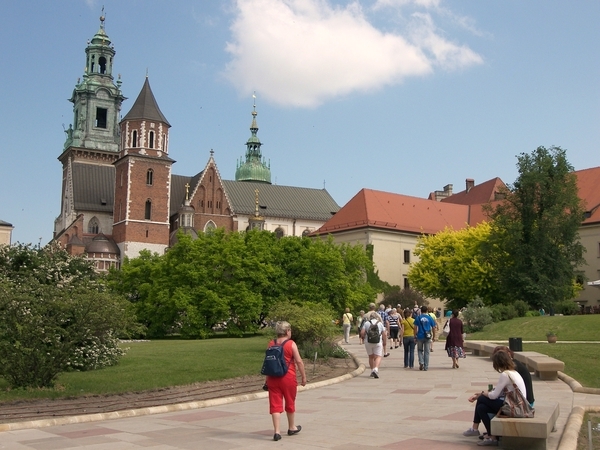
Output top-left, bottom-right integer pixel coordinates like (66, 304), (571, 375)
(265, 321), (307, 441)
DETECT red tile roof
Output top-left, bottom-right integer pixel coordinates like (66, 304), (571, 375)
(575, 166), (600, 225)
(315, 189), (470, 235)
(441, 177), (507, 206)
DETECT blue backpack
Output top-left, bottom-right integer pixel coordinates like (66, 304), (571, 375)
(261, 339), (290, 377)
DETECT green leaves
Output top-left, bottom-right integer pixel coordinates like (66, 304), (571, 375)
(111, 231), (377, 338)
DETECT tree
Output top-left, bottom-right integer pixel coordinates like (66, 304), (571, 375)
(485, 146), (585, 309)
(110, 231), (377, 338)
(0, 243), (137, 388)
(408, 223), (498, 309)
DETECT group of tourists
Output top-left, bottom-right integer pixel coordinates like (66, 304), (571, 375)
(354, 302), (450, 377)
(262, 312), (535, 446)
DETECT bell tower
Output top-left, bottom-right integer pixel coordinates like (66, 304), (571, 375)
(55, 14), (125, 236)
(113, 77), (174, 259)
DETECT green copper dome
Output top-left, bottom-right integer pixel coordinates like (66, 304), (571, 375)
(235, 99), (271, 184)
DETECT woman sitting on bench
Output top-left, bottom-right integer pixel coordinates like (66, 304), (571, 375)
(462, 351), (527, 446)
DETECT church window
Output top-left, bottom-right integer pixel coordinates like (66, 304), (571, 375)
(145, 200), (152, 220)
(149, 131), (155, 148)
(132, 130), (138, 147)
(88, 217), (100, 234)
(216, 201), (221, 209)
(204, 220), (216, 233)
(163, 134), (167, 151)
(98, 56), (107, 74)
(74, 109), (78, 129)
(95, 107), (107, 128)
(90, 55), (95, 73)
(274, 227), (284, 239)
(146, 169), (153, 186)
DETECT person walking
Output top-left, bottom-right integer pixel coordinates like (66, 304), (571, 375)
(444, 310), (466, 369)
(377, 303), (390, 357)
(361, 306), (385, 378)
(265, 321), (307, 441)
(387, 308), (402, 349)
(356, 310), (366, 344)
(414, 306), (436, 371)
(341, 308), (353, 344)
(428, 307), (438, 352)
(401, 308), (416, 369)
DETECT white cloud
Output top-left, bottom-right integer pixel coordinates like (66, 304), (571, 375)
(224, 0), (482, 107)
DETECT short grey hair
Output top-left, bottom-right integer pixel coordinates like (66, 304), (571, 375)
(275, 321), (291, 337)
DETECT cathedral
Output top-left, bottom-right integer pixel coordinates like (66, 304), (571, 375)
(53, 17), (340, 271)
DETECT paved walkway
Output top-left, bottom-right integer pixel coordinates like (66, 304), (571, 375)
(0, 337), (597, 450)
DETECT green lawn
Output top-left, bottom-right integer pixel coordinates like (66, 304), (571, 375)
(0, 337), (269, 404)
(468, 314), (600, 388)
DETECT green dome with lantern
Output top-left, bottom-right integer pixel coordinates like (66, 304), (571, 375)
(235, 96), (271, 184)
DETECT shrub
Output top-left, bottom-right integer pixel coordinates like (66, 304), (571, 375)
(0, 244), (138, 388)
(298, 340), (349, 360)
(490, 303), (518, 322)
(267, 301), (337, 347)
(512, 300), (530, 317)
(461, 298), (493, 332)
(553, 299), (579, 316)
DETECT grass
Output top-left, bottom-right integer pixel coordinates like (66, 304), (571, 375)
(467, 314), (600, 341)
(0, 337), (270, 404)
(468, 314), (600, 388)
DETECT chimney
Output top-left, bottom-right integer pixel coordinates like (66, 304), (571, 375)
(443, 184), (453, 196)
(466, 179), (475, 193)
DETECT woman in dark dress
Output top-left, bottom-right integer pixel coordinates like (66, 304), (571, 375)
(445, 310), (466, 368)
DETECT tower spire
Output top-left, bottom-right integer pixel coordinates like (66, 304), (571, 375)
(234, 93), (272, 184)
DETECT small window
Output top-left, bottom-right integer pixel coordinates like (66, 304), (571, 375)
(404, 250), (410, 264)
(145, 200), (152, 220)
(149, 131), (154, 148)
(146, 169), (153, 186)
(404, 278), (410, 289)
(88, 217), (99, 234)
(132, 130), (138, 147)
(96, 107), (107, 128)
(274, 227), (284, 239)
(302, 229), (311, 237)
(98, 56), (107, 74)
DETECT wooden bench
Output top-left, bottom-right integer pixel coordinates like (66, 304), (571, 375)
(491, 402), (559, 450)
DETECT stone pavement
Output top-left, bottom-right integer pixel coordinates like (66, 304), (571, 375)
(0, 337), (586, 450)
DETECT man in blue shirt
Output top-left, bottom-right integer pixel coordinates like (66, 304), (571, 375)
(415, 306), (437, 371)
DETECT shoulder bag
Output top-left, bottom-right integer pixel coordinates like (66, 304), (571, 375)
(496, 372), (535, 418)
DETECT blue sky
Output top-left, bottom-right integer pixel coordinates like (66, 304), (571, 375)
(1, 0), (598, 246)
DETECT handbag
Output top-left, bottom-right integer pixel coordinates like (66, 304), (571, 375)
(496, 372), (535, 418)
(442, 320), (450, 338)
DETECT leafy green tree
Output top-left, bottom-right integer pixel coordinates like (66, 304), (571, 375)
(485, 146), (585, 309)
(408, 223), (498, 309)
(0, 243), (137, 388)
(110, 231), (377, 338)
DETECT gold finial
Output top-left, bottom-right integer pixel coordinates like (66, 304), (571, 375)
(185, 183), (190, 201)
(100, 6), (105, 29)
(254, 189), (260, 217)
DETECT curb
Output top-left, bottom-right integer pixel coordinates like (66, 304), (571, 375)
(557, 405), (600, 450)
(0, 354), (365, 433)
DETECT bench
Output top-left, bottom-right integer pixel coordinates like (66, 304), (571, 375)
(465, 343), (565, 381)
(491, 402), (559, 450)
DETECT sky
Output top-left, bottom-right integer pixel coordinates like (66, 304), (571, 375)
(1, 0), (599, 246)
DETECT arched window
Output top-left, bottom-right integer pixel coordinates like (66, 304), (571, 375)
(204, 220), (216, 233)
(146, 169), (153, 186)
(274, 227), (284, 239)
(88, 217), (99, 234)
(98, 56), (107, 74)
(145, 200), (152, 220)
(149, 131), (155, 148)
(132, 130), (138, 147)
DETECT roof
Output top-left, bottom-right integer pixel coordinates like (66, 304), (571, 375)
(122, 78), (171, 126)
(222, 181), (339, 221)
(575, 166), (600, 225)
(315, 188), (470, 235)
(441, 178), (506, 206)
(171, 172), (203, 216)
(72, 163), (114, 213)
(0, 220), (13, 227)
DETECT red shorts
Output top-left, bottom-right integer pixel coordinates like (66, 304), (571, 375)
(267, 375), (297, 414)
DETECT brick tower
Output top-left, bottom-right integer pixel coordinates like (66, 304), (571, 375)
(112, 77), (174, 258)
